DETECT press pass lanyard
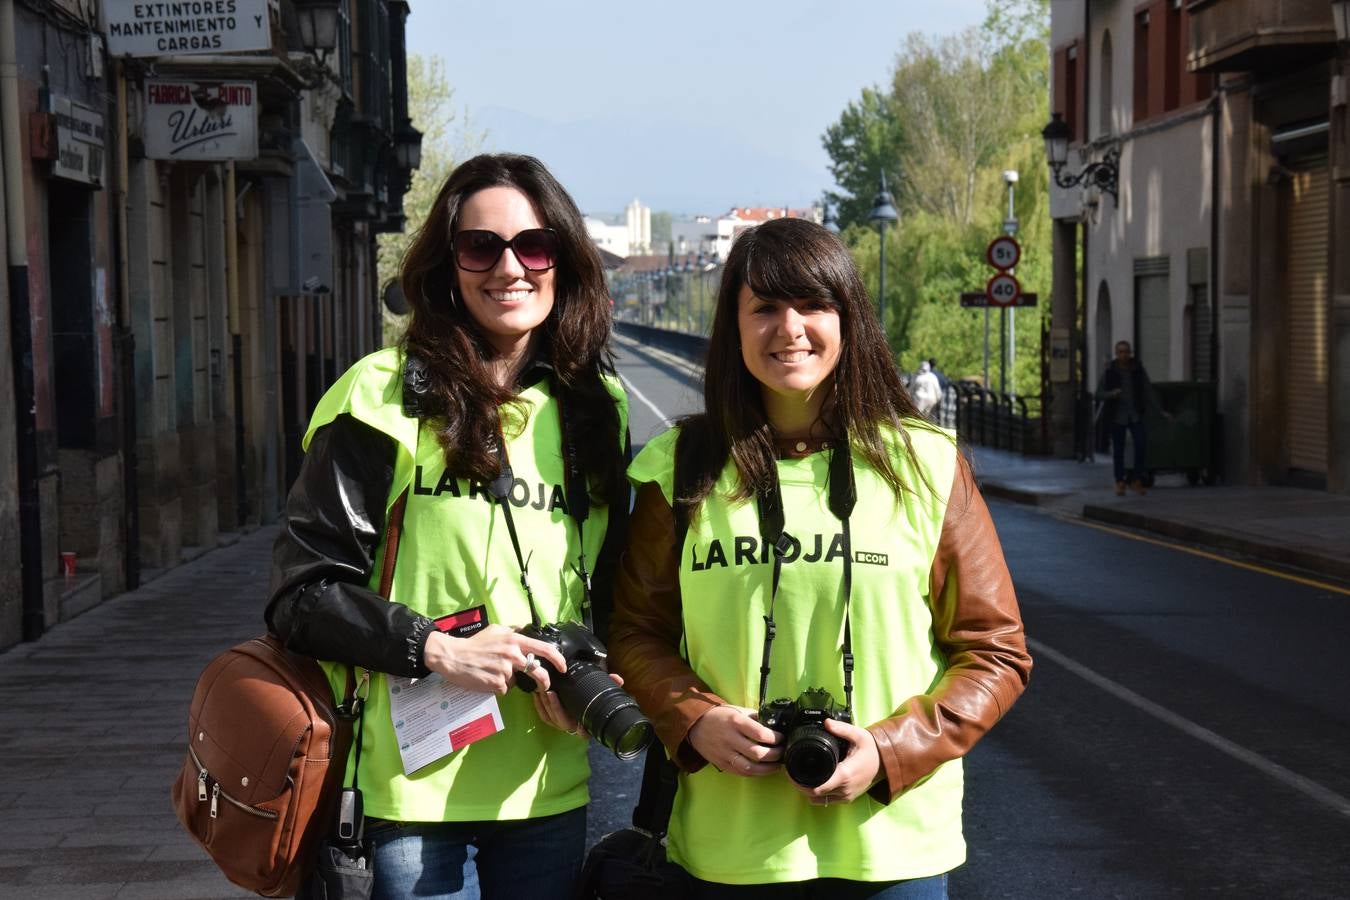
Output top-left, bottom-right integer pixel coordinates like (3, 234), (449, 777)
(755, 440), (858, 716)
(486, 430), (594, 632)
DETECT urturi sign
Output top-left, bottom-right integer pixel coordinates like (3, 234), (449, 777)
(103, 0), (270, 57)
(143, 80), (258, 160)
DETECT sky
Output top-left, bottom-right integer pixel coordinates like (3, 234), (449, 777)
(405, 1), (989, 217)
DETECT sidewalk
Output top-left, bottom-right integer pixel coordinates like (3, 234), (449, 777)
(0, 529), (276, 899)
(970, 447), (1350, 583)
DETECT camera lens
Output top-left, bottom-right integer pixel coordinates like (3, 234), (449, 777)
(554, 663), (654, 760)
(783, 724), (841, 787)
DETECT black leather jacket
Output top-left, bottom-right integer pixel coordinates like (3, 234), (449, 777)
(266, 395), (630, 679)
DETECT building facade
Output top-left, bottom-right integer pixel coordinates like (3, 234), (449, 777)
(0, 0), (419, 651)
(1048, 0), (1348, 493)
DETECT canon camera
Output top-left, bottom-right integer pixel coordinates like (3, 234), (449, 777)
(513, 622), (654, 760)
(760, 688), (852, 788)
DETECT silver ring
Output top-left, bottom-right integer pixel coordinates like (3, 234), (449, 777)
(824, 797), (830, 807)
(523, 653), (539, 674)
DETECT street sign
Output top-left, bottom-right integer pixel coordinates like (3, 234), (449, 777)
(960, 291), (1037, 308)
(986, 273), (1021, 307)
(986, 235), (1021, 271)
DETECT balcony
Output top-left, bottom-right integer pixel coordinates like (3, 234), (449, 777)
(1186, 0), (1337, 72)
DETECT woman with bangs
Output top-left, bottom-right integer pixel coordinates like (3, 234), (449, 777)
(266, 153), (629, 898)
(610, 216), (1031, 898)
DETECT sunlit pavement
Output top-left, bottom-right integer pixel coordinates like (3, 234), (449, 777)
(971, 446), (1350, 584)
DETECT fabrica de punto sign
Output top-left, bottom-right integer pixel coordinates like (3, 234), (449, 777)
(104, 0), (270, 57)
(144, 80), (258, 161)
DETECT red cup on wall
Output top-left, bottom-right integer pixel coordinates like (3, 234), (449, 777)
(60, 551), (76, 579)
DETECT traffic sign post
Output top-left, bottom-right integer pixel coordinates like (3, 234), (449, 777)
(986, 236), (1021, 271)
(985, 272), (1021, 307)
(960, 291), (1038, 308)
(962, 233), (1031, 392)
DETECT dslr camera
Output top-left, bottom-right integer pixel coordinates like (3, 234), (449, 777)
(514, 622), (654, 760)
(759, 688), (852, 787)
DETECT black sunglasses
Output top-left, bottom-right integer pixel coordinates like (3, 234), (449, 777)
(452, 228), (560, 273)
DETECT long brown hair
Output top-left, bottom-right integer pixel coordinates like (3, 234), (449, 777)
(399, 153), (622, 502)
(676, 216), (931, 518)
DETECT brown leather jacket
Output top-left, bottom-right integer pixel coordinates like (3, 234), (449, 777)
(609, 452), (1031, 805)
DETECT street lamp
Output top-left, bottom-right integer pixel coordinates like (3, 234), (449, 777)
(1042, 112), (1120, 200)
(294, 0), (342, 61)
(393, 126), (423, 171)
(868, 173), (899, 327)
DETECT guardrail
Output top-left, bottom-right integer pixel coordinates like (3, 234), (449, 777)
(616, 320), (1037, 453)
(615, 320), (708, 366)
(953, 382), (1031, 453)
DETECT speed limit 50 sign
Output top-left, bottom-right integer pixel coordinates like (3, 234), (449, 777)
(986, 236), (1021, 271)
(985, 272), (1021, 307)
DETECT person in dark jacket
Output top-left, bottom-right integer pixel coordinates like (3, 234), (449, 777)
(1094, 340), (1166, 495)
(265, 153), (629, 899)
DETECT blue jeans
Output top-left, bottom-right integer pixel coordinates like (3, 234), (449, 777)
(692, 873), (948, 899)
(367, 806), (586, 900)
(1110, 420), (1147, 484)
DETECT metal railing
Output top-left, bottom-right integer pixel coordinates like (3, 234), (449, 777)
(952, 383), (1031, 453)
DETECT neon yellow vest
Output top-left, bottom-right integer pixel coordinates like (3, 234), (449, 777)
(306, 348), (628, 822)
(627, 424), (962, 883)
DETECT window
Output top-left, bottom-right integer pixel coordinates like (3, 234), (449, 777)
(1133, 11), (1150, 125)
(1164, 1), (1182, 111)
(1054, 40), (1084, 141)
(1099, 30), (1114, 136)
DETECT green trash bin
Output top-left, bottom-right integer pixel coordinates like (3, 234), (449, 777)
(1143, 381), (1218, 485)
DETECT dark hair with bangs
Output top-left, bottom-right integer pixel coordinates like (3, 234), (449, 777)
(398, 153), (622, 502)
(674, 216), (929, 517)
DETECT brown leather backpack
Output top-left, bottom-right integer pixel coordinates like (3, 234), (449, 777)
(172, 635), (356, 896)
(172, 491), (407, 897)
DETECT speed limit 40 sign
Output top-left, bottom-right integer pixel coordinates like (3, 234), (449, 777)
(986, 236), (1021, 270)
(986, 272), (1021, 307)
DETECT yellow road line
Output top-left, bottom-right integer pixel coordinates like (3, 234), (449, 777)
(1062, 516), (1350, 596)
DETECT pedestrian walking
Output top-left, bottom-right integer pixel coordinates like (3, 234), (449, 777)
(1094, 340), (1169, 496)
(265, 153), (631, 899)
(911, 360), (942, 420)
(928, 357), (949, 393)
(609, 217), (1031, 897)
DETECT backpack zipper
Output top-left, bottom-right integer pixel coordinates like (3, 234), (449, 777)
(188, 744), (279, 820)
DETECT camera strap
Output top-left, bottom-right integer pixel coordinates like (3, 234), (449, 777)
(486, 391), (595, 631)
(755, 439), (858, 716)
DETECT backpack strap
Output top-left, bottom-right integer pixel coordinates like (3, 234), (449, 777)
(378, 488), (409, 599)
(629, 429), (695, 838)
(671, 428), (698, 554)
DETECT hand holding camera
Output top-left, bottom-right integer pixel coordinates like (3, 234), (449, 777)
(512, 622), (655, 760)
(787, 717), (881, 806)
(422, 624), (567, 695)
(686, 705), (782, 777)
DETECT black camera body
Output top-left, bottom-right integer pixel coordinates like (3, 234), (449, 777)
(760, 688), (852, 788)
(514, 622), (654, 761)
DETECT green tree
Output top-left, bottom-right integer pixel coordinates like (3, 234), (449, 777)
(822, 0), (1051, 398)
(821, 86), (907, 230)
(377, 55), (484, 345)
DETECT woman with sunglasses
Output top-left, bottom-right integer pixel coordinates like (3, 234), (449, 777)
(609, 217), (1031, 898)
(266, 153), (629, 899)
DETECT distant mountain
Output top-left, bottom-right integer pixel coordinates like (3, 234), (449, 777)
(475, 105), (829, 216)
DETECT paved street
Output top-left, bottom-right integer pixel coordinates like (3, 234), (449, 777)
(0, 529), (276, 899)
